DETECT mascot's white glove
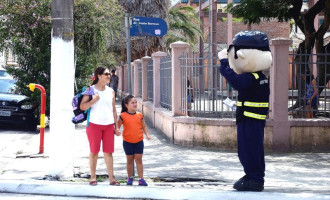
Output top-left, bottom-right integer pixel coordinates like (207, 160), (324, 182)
(218, 48), (228, 60)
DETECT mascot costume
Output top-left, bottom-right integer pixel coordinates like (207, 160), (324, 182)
(218, 30), (272, 191)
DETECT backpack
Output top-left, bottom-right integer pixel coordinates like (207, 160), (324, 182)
(71, 86), (94, 125)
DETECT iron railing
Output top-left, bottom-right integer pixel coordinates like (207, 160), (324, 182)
(180, 54), (237, 118)
(160, 54), (172, 110)
(132, 65), (134, 95)
(138, 63), (142, 97)
(147, 59), (153, 102)
(288, 50), (330, 118)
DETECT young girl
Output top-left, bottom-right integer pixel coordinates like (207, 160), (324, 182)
(117, 95), (151, 186)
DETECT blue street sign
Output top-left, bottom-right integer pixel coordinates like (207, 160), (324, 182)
(130, 16), (168, 37)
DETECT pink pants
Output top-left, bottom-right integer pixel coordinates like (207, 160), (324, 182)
(86, 122), (115, 154)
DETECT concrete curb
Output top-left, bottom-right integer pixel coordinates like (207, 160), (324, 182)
(0, 180), (329, 200)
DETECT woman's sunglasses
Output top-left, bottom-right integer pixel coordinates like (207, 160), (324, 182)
(102, 72), (111, 76)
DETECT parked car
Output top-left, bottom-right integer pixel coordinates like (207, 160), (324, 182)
(0, 76), (39, 131)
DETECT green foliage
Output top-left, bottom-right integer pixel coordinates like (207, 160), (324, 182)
(166, 6), (204, 50)
(0, 0), (124, 115)
(74, 0), (124, 88)
(0, 0), (52, 114)
(220, 17), (244, 23)
(289, 19), (295, 34)
(226, 0), (292, 25)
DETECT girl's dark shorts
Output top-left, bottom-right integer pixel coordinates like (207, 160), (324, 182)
(123, 140), (144, 155)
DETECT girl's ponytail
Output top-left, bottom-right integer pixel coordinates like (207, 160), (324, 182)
(121, 95), (134, 113)
(121, 98), (128, 113)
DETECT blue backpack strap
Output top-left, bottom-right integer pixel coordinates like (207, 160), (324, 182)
(83, 85), (94, 127)
(86, 108), (91, 127)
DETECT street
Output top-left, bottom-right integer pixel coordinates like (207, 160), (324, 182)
(0, 106), (330, 199)
(0, 193), (125, 200)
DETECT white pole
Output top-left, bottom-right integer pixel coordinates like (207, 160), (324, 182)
(49, 0), (75, 178)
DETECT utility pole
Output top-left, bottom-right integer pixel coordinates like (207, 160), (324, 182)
(49, 0), (75, 178)
(125, 13), (132, 94)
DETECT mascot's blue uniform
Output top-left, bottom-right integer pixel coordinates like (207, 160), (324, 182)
(219, 31), (271, 192)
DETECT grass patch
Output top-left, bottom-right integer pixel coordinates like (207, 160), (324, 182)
(220, 17), (244, 22)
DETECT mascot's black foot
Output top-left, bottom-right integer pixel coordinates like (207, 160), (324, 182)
(233, 175), (264, 192)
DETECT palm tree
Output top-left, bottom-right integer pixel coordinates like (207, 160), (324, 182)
(166, 6), (204, 50)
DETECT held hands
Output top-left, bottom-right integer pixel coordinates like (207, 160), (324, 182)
(218, 48), (228, 60)
(115, 128), (121, 136)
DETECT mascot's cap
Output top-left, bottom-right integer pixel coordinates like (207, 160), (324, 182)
(228, 30), (271, 59)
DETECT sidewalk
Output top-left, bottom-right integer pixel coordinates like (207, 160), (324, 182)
(0, 103), (329, 199)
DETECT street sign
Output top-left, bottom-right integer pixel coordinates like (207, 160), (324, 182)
(130, 16), (168, 37)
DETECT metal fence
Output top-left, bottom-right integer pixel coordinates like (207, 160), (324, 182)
(147, 59), (153, 102)
(132, 65), (134, 95)
(138, 63), (142, 97)
(180, 54), (237, 118)
(160, 54), (172, 110)
(288, 50), (330, 118)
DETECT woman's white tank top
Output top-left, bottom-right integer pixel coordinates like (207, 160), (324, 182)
(89, 85), (114, 125)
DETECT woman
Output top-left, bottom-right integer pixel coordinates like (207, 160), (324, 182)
(304, 73), (318, 118)
(80, 67), (121, 186)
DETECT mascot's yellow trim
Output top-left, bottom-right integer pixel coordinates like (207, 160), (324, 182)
(251, 73), (259, 79)
(237, 101), (269, 107)
(243, 111), (266, 120)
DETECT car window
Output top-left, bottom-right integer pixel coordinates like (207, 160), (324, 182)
(0, 78), (17, 94)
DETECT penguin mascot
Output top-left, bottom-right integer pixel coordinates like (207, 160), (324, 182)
(218, 30), (272, 191)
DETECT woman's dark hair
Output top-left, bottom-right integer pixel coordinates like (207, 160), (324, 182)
(121, 95), (134, 113)
(92, 67), (106, 85)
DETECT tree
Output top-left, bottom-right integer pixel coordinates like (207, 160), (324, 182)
(0, 0), (52, 115)
(227, 0), (330, 109)
(118, 0), (171, 60)
(0, 0), (124, 115)
(74, 0), (124, 88)
(166, 6), (204, 50)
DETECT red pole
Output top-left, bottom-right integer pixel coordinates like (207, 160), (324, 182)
(28, 84), (46, 154)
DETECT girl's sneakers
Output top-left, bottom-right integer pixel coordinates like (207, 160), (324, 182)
(127, 177), (148, 186)
(138, 178), (148, 186)
(127, 177), (133, 185)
